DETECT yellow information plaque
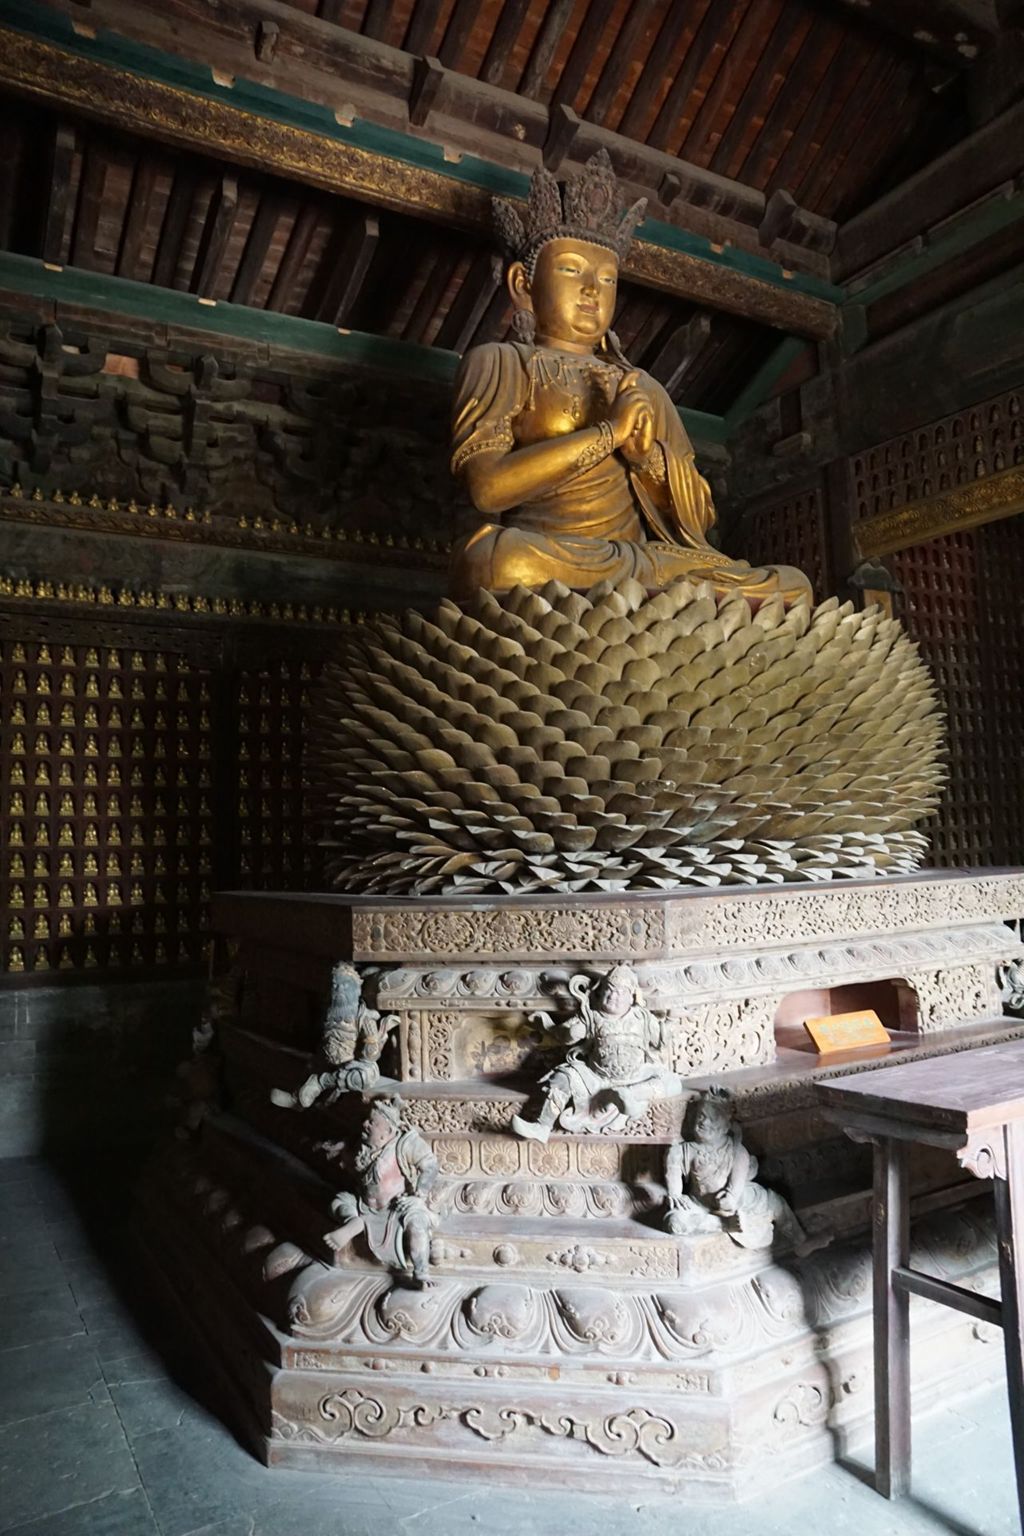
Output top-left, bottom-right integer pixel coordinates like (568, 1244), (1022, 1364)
(804, 1009), (891, 1054)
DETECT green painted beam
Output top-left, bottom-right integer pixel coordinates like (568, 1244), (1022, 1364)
(848, 191), (1024, 309)
(0, 252), (730, 445)
(0, 0), (841, 308)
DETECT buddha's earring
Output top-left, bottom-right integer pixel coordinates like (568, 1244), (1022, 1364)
(511, 308), (536, 343)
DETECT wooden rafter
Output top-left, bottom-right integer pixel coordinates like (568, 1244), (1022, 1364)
(0, 25), (838, 338)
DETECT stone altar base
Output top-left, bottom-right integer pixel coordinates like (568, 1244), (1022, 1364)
(140, 871), (1024, 1499)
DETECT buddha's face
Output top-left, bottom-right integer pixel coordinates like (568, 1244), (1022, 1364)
(510, 237), (618, 350)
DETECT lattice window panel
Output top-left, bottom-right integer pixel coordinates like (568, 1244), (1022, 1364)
(232, 659), (322, 892)
(853, 388), (1023, 523)
(731, 482), (829, 598)
(889, 515), (1024, 868)
(1, 636), (215, 978)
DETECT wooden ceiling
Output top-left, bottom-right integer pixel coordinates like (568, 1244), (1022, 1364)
(0, 0), (1002, 422)
(293, 0), (974, 222)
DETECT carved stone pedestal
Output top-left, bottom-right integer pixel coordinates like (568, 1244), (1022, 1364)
(142, 870), (1024, 1497)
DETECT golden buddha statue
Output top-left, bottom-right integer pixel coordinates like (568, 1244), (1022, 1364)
(450, 150), (810, 605)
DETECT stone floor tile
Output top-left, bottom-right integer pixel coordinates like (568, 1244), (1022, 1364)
(0, 1401), (142, 1533)
(0, 1487), (160, 1536)
(0, 1334), (109, 1427)
(107, 1374), (209, 1441)
(0, 1279), (85, 1351)
(0, 1235), (64, 1299)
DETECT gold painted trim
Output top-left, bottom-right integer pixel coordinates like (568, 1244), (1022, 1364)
(0, 28), (836, 339)
(0, 569), (368, 625)
(0, 486), (449, 567)
(854, 464), (1024, 558)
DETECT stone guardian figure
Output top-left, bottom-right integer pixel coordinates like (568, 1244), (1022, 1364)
(511, 964), (682, 1140)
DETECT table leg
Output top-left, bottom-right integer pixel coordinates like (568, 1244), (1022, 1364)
(874, 1135), (910, 1498)
(994, 1120), (1024, 1527)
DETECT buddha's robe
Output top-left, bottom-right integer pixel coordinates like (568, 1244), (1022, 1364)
(449, 341), (811, 604)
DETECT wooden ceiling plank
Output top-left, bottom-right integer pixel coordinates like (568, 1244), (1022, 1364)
(438, 0), (479, 70)
(229, 192), (284, 306)
(648, 0), (745, 154)
(0, 120), (21, 250)
(518, 0), (578, 99)
(402, 243), (461, 343)
(266, 202), (321, 312)
(42, 120), (77, 266)
(314, 210), (381, 323)
(434, 248), (503, 352)
(362, 0), (394, 42)
(629, 301), (676, 368)
(739, 17), (838, 187)
(766, 32), (857, 194)
(189, 172), (240, 296)
(151, 167), (198, 290)
(70, 142), (106, 269)
(648, 311), (714, 398)
(480, 0), (534, 88)
(709, 1), (807, 178)
(618, 0), (699, 142)
(808, 59), (907, 218)
(680, 0), (769, 166)
(469, 280), (512, 345)
(551, 0), (617, 109)
(584, 0), (658, 127)
(790, 47), (882, 209)
(115, 154), (161, 282)
(402, 0), (445, 58)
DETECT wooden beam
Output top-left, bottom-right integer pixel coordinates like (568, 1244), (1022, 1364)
(836, 96), (1024, 278)
(585, 0), (658, 129)
(649, 0), (745, 154)
(647, 311), (714, 397)
(0, 23), (838, 337)
(313, 211), (380, 325)
(542, 103), (582, 173)
(709, 3), (811, 178)
(115, 154), (161, 281)
(618, 0), (694, 142)
(408, 54), (446, 128)
(551, 0), (617, 111)
(681, 0), (769, 164)
(70, 142), (105, 268)
(402, 243), (462, 344)
(41, 120), (76, 264)
(480, 0), (533, 89)
(518, 0), (575, 98)
(434, 249), (503, 353)
(189, 173), (240, 296)
(361, 0), (393, 44)
(402, 0), (444, 57)
(152, 168), (197, 290)
(740, 17), (837, 187)
(437, 0), (477, 71)
(229, 191), (283, 305)
(266, 202), (320, 312)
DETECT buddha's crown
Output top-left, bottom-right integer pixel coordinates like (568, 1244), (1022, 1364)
(492, 149), (647, 270)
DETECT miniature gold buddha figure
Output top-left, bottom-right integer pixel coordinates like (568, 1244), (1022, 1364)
(450, 150), (810, 605)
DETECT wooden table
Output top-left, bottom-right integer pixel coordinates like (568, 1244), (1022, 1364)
(817, 1039), (1024, 1519)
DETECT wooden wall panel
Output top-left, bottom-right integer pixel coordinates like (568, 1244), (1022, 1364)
(889, 517), (1024, 871)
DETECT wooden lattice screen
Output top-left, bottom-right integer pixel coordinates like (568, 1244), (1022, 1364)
(889, 515), (1024, 869)
(0, 610), (326, 985)
(728, 479), (831, 600)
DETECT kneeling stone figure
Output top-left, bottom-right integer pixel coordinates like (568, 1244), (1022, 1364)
(665, 1086), (814, 1253)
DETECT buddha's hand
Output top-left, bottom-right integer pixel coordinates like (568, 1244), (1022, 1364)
(608, 370), (655, 463)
